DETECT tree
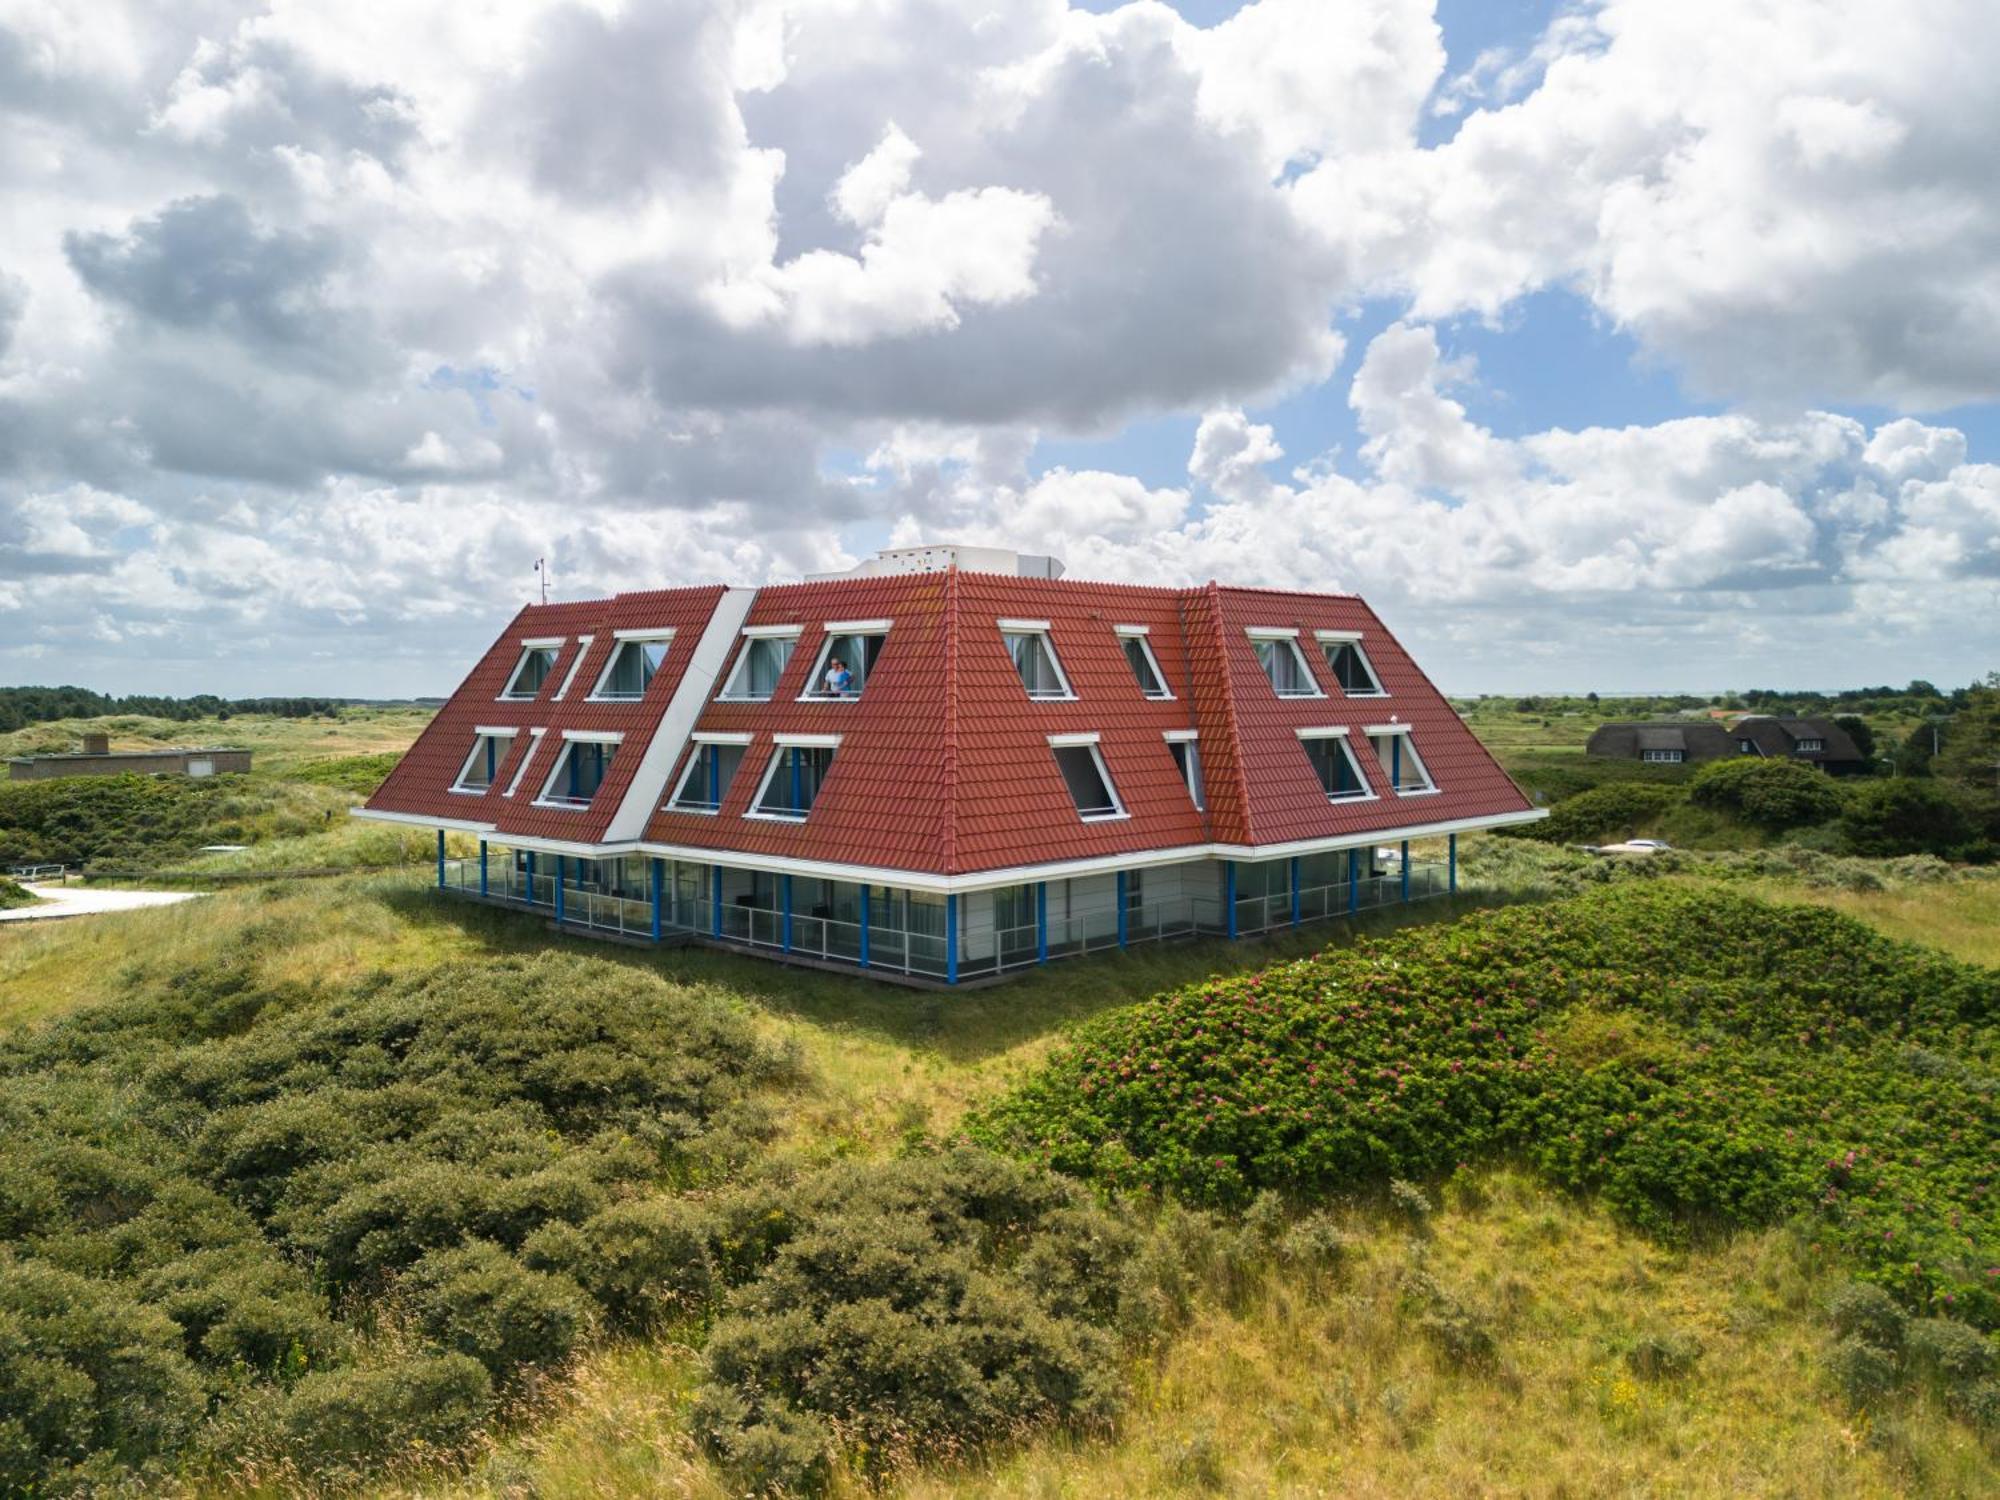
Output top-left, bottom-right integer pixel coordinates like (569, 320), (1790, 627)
(1688, 758), (1845, 830)
(1839, 781), (1977, 858)
(1833, 714), (1877, 762)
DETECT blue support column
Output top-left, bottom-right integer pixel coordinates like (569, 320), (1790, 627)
(1348, 848), (1359, 915)
(1391, 735), (1402, 792)
(554, 855), (566, 925)
(1224, 862), (1238, 939)
(859, 886), (871, 968)
(1035, 881), (1048, 964)
(1401, 840), (1411, 902)
(478, 840), (488, 898)
(945, 894), (959, 985)
(1115, 870), (1128, 949)
(526, 851), (536, 904)
(711, 865), (723, 938)
(1290, 856), (1301, 926)
(650, 859), (663, 941)
(781, 874), (793, 952)
(436, 829), (446, 888)
(1449, 833), (1458, 894)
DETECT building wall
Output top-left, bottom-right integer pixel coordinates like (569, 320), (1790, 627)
(7, 750), (252, 782)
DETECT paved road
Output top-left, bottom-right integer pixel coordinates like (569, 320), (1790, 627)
(0, 884), (207, 922)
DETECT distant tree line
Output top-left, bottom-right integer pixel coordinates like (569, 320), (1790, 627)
(0, 685), (346, 733)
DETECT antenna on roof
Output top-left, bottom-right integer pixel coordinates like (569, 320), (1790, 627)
(533, 557), (548, 605)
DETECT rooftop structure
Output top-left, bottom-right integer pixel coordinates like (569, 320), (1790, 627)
(358, 549), (1542, 984)
(1586, 715), (1866, 771)
(7, 734), (251, 782)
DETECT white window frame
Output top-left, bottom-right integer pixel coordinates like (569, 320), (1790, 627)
(497, 637), (564, 702)
(550, 635), (594, 701)
(1313, 629), (1386, 697)
(501, 728), (545, 798)
(797, 619), (893, 702)
(1164, 728), (1203, 809)
(1114, 625), (1173, 700)
(1641, 748), (1685, 764)
(1246, 627), (1324, 699)
(449, 727), (518, 795)
(1048, 731), (1128, 822)
(718, 624), (804, 702)
(666, 731), (753, 816)
(745, 733), (843, 823)
(533, 729), (624, 810)
(999, 619), (1076, 701)
(588, 628), (677, 701)
(1296, 725), (1377, 802)
(1796, 738), (1825, 753)
(1365, 724), (1439, 796)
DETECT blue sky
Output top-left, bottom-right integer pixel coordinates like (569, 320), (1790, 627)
(2, 0), (1997, 697)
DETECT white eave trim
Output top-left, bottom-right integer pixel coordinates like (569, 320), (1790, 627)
(823, 617), (892, 634)
(612, 626), (677, 642)
(692, 731), (755, 745)
(349, 807), (495, 835)
(997, 617), (1052, 632)
(1047, 731), (1101, 747)
(1245, 626), (1300, 640)
(772, 732), (842, 748)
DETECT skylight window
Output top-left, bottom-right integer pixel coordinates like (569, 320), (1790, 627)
(719, 629), (800, 701)
(1367, 728), (1436, 794)
(1000, 620), (1073, 699)
(1050, 734), (1124, 820)
(1299, 728), (1372, 801)
(667, 735), (748, 813)
(800, 621), (889, 699)
(1315, 631), (1385, 696)
(1247, 630), (1322, 697)
(500, 640), (561, 700)
(537, 733), (621, 808)
(749, 737), (839, 820)
(1115, 626), (1172, 699)
(451, 729), (516, 793)
(591, 630), (674, 700)
(1165, 731), (1204, 810)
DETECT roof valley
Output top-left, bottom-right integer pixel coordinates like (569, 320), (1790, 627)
(1190, 581), (1258, 844)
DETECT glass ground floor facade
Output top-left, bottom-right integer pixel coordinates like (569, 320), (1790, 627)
(434, 835), (1458, 985)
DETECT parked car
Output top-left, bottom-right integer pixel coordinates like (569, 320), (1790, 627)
(1587, 839), (1674, 857)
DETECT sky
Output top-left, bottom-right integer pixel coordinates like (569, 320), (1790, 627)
(2, 0), (1997, 699)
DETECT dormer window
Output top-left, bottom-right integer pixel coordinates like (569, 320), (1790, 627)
(1115, 626), (1172, 699)
(451, 729), (517, 793)
(667, 734), (749, 814)
(1366, 727), (1436, 795)
(591, 630), (674, 700)
(500, 640), (562, 700)
(1315, 631), (1384, 696)
(749, 736), (839, 820)
(1795, 738), (1825, 754)
(1298, 727), (1372, 801)
(1165, 730), (1204, 810)
(801, 621), (889, 700)
(1000, 620), (1074, 700)
(719, 627), (801, 702)
(1049, 733), (1124, 820)
(536, 732), (621, 809)
(1247, 629), (1322, 697)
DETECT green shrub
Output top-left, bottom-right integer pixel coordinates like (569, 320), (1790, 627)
(1623, 1330), (1704, 1381)
(1688, 758), (1845, 829)
(403, 1241), (596, 1381)
(974, 887), (2000, 1327)
(1509, 783), (1682, 844)
(1904, 1317), (1996, 1388)
(1827, 1335), (1899, 1408)
(1828, 1281), (1907, 1351)
(279, 1353), (494, 1470)
(1839, 780), (1980, 859)
(693, 1149), (1143, 1490)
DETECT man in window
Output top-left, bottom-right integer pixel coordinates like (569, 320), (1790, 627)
(823, 656), (854, 696)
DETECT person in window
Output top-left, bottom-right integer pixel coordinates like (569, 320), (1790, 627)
(823, 656), (855, 696)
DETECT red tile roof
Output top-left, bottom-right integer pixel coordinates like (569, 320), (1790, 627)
(365, 569), (1535, 876)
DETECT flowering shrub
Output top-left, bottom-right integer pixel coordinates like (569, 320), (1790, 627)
(974, 887), (1999, 1328)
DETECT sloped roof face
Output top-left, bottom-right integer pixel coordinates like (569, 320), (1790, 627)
(1635, 727), (1688, 752)
(365, 586), (726, 844)
(371, 571), (1538, 876)
(1206, 587), (1534, 847)
(1738, 716), (1863, 761)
